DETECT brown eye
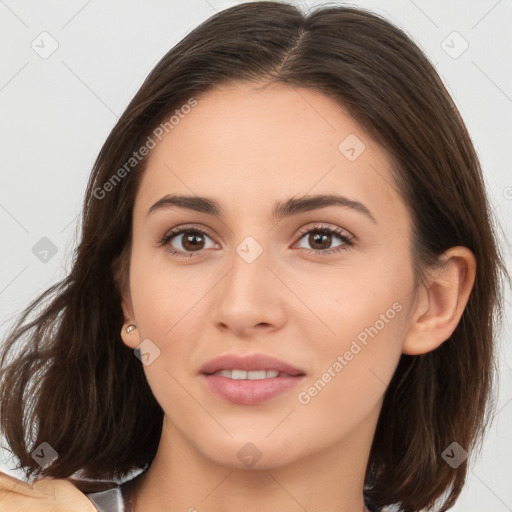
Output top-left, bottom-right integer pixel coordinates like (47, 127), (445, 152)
(180, 231), (206, 251)
(160, 227), (217, 257)
(295, 225), (353, 255)
(308, 232), (333, 250)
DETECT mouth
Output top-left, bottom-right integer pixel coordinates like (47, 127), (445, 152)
(207, 369), (296, 379)
(199, 353), (306, 405)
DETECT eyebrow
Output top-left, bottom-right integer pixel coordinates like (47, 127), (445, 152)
(147, 193), (376, 224)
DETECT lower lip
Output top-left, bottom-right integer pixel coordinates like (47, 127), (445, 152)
(201, 374), (305, 405)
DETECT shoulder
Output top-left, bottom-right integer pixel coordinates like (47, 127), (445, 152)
(0, 470), (98, 511)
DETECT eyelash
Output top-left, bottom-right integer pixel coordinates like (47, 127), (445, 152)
(158, 224), (354, 258)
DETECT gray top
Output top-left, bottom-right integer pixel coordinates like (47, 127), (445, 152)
(83, 471), (142, 512)
(86, 487), (125, 512)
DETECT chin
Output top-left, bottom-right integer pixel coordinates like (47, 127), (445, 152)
(195, 434), (306, 471)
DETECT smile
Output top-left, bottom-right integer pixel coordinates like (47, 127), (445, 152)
(210, 369), (286, 379)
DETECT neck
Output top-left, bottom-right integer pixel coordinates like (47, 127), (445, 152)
(128, 403), (380, 512)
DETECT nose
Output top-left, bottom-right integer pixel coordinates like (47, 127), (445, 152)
(212, 242), (286, 338)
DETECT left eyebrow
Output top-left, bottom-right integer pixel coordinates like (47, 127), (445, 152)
(273, 193), (376, 224)
(147, 193), (376, 224)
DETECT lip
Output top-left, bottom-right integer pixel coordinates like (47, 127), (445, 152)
(199, 353), (306, 406)
(199, 353), (305, 376)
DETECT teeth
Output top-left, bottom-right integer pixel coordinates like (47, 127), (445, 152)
(213, 369), (280, 379)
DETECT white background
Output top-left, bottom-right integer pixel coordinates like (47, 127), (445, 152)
(0, 1), (511, 510)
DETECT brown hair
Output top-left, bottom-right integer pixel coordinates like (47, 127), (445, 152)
(0, 2), (507, 510)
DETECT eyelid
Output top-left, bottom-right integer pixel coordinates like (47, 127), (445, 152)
(159, 222), (355, 257)
(160, 222), (354, 242)
(158, 224), (218, 249)
(295, 223), (354, 242)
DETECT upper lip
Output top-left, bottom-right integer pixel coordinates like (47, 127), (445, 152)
(200, 353), (305, 376)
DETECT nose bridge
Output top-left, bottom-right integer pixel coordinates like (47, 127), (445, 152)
(226, 233), (271, 301)
(213, 231), (283, 332)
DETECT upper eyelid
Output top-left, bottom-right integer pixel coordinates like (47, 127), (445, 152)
(296, 223), (353, 239)
(163, 223), (218, 242)
(163, 223), (354, 246)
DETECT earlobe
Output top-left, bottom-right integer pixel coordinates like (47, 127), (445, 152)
(402, 246), (476, 355)
(121, 322), (140, 349)
(120, 292), (140, 349)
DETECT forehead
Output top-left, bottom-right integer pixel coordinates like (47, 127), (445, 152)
(134, 81), (408, 227)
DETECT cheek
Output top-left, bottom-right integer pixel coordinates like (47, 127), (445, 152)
(295, 251), (410, 346)
(128, 243), (203, 335)
(294, 256), (411, 411)
(127, 246), (212, 391)
(127, 248), (203, 412)
(294, 303), (406, 443)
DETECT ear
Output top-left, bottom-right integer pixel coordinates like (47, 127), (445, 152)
(402, 246), (476, 355)
(113, 248), (141, 350)
(120, 289), (141, 350)
(121, 291), (140, 349)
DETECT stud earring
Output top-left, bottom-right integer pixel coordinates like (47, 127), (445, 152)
(125, 325), (137, 333)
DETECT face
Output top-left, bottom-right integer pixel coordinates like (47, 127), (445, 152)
(121, 81), (417, 469)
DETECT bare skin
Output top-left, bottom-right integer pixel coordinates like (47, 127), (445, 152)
(119, 81), (476, 512)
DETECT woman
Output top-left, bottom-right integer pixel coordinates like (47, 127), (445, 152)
(0, 2), (506, 511)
